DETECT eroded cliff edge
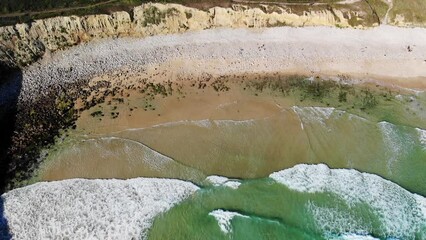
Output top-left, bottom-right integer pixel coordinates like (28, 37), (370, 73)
(0, 3), (369, 68)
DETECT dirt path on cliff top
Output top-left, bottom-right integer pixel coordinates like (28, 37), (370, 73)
(0, 0), (117, 18)
(383, 0), (394, 24)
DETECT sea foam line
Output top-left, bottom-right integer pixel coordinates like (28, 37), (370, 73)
(108, 118), (259, 135)
(82, 136), (175, 170)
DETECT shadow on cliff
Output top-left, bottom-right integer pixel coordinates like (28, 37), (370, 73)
(0, 65), (17, 239)
(0, 197), (11, 240)
(0, 65), (22, 195)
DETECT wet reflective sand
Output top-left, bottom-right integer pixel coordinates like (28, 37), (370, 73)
(36, 75), (426, 195)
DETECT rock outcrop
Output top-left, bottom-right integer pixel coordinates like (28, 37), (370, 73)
(0, 3), (358, 68)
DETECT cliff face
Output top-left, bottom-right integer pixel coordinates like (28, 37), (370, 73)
(0, 3), (359, 68)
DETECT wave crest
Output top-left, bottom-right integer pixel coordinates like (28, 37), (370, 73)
(270, 164), (426, 239)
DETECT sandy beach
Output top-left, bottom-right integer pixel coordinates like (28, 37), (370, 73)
(21, 25), (426, 106)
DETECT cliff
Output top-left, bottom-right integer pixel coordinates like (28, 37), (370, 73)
(0, 3), (360, 68)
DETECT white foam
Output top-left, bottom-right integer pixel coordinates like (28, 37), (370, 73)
(1, 178), (199, 240)
(415, 194), (426, 218)
(142, 119), (257, 130)
(416, 128), (426, 150)
(213, 119), (256, 127)
(208, 210), (248, 234)
(270, 164), (426, 238)
(307, 202), (372, 236)
(223, 181), (242, 189)
(206, 175), (229, 185)
(292, 106), (343, 129)
(117, 119), (258, 134)
(378, 121), (405, 173)
(292, 106), (335, 121)
(110, 119), (214, 134)
(205, 176), (241, 189)
(332, 234), (379, 240)
(151, 119), (212, 129)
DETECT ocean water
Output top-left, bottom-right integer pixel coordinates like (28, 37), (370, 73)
(148, 164), (426, 240)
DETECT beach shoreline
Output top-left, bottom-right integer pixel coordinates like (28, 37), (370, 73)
(2, 25), (426, 190)
(20, 26), (426, 105)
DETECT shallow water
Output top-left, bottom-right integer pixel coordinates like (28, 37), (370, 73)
(39, 104), (426, 195)
(33, 77), (426, 239)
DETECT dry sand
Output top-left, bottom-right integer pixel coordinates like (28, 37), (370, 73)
(21, 25), (426, 106)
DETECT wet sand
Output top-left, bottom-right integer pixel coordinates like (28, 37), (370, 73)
(36, 70), (426, 194)
(39, 78), (300, 181)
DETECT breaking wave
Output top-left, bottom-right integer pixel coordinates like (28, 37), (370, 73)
(1, 178), (198, 239)
(209, 210), (248, 234)
(270, 164), (426, 239)
(2, 164), (425, 239)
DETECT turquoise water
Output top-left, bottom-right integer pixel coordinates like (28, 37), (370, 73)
(148, 165), (426, 240)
